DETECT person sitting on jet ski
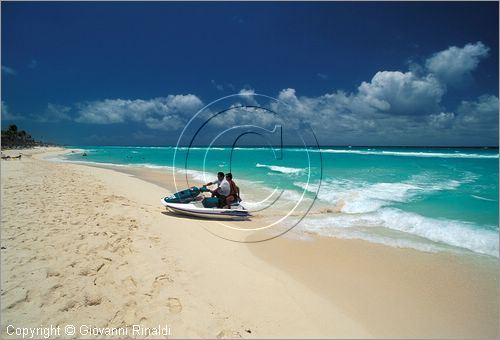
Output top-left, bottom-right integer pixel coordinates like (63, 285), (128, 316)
(205, 172), (225, 197)
(221, 172), (240, 208)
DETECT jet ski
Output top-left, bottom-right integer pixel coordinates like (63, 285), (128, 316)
(163, 186), (210, 203)
(161, 201), (250, 220)
(161, 187), (250, 220)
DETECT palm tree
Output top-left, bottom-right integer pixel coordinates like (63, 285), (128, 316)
(18, 130), (26, 141)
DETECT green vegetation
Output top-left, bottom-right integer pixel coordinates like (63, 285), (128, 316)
(1, 124), (53, 149)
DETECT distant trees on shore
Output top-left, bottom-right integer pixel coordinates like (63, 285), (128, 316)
(1, 124), (53, 149)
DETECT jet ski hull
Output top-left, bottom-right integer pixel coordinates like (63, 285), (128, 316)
(161, 199), (250, 220)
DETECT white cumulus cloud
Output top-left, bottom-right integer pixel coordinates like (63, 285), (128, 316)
(425, 42), (489, 84)
(76, 94), (203, 130)
(428, 112), (455, 129)
(455, 94), (498, 128)
(356, 71), (444, 115)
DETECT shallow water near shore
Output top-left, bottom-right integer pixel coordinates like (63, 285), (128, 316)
(60, 146), (499, 257)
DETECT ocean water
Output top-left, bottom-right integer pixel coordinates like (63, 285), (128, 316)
(61, 146), (499, 257)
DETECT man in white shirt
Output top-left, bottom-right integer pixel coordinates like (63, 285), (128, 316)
(216, 177), (231, 208)
(205, 172), (225, 197)
(218, 177), (231, 197)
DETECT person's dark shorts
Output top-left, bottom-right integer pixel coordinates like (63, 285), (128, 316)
(217, 194), (227, 207)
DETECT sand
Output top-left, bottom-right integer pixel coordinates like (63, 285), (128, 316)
(1, 147), (498, 338)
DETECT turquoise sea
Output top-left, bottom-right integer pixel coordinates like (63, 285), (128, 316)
(61, 146), (499, 257)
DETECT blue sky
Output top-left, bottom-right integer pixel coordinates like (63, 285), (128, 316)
(1, 1), (498, 146)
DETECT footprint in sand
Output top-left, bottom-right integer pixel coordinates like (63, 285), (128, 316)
(155, 274), (174, 283)
(122, 276), (137, 293)
(3, 287), (29, 310)
(49, 283), (62, 293)
(166, 297), (182, 314)
(59, 300), (77, 312)
(84, 294), (102, 306)
(46, 270), (61, 278)
(78, 267), (92, 276)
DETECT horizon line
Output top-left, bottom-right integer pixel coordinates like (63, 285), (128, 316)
(62, 144), (500, 149)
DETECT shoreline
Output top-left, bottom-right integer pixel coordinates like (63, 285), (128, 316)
(1, 147), (498, 338)
(53, 147), (498, 259)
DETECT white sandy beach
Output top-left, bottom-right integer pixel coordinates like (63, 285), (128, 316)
(1, 147), (498, 338)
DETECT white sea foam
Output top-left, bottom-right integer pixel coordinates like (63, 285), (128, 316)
(291, 224), (458, 254)
(294, 172), (474, 214)
(298, 208), (499, 257)
(136, 163), (171, 170)
(293, 180), (414, 213)
(315, 149), (498, 159)
(173, 146), (226, 151)
(256, 163), (303, 174)
(243, 188), (299, 210)
(183, 169), (217, 182)
(471, 195), (498, 202)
